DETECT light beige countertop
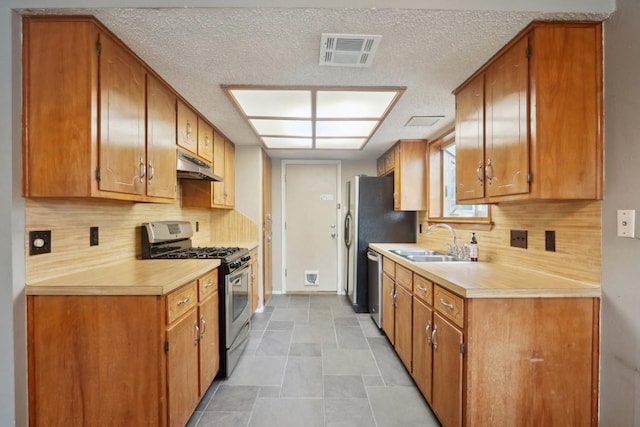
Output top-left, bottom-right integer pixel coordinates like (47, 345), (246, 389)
(370, 243), (601, 298)
(26, 259), (221, 296)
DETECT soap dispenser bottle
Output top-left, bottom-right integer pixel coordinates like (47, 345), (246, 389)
(469, 232), (478, 262)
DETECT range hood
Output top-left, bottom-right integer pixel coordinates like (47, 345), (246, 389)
(176, 151), (222, 182)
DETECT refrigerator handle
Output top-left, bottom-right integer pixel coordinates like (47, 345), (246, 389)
(344, 212), (353, 248)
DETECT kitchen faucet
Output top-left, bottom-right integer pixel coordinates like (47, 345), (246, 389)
(424, 223), (464, 258)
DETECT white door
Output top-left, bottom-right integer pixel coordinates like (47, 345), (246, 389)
(284, 162), (340, 293)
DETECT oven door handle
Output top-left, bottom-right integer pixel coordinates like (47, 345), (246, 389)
(230, 276), (242, 287)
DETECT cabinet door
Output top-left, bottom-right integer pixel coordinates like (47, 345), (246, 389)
(98, 33), (146, 196)
(262, 150), (273, 305)
(432, 312), (463, 427)
(394, 284), (413, 371)
(197, 118), (214, 162)
(198, 292), (219, 396)
(177, 100), (198, 155)
(250, 249), (259, 314)
(212, 130), (226, 206)
(224, 138), (236, 207)
(377, 157), (385, 176)
(381, 273), (395, 345)
(393, 145), (401, 210)
(167, 310), (200, 427)
(146, 75), (177, 199)
(485, 36), (529, 198)
(395, 141), (427, 211)
(412, 297), (433, 403)
(455, 75), (485, 201)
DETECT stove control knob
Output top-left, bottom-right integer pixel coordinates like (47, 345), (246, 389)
(241, 255), (251, 262)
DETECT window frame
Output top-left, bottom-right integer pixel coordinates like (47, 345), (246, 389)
(427, 129), (493, 229)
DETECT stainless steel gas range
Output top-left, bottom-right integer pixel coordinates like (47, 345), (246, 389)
(141, 220), (251, 378)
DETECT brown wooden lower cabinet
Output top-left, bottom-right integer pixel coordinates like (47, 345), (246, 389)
(412, 296), (434, 402)
(381, 271), (395, 345)
(394, 284), (413, 371)
(249, 247), (259, 314)
(431, 312), (463, 427)
(27, 269), (220, 427)
(382, 260), (600, 427)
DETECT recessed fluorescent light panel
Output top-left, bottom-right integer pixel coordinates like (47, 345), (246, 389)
(223, 86), (405, 150)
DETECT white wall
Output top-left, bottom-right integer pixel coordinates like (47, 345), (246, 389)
(601, 2), (640, 423)
(234, 146), (262, 224)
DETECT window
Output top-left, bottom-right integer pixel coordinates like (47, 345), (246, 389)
(428, 130), (491, 227)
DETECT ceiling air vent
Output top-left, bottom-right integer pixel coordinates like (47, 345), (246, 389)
(319, 33), (382, 67)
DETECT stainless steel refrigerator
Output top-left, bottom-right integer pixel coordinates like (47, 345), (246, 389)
(344, 175), (416, 314)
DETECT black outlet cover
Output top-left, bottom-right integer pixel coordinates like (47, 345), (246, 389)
(90, 226), (99, 246)
(545, 230), (556, 252)
(29, 230), (51, 255)
(510, 229), (528, 249)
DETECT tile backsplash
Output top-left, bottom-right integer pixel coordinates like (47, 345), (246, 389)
(25, 194), (257, 283)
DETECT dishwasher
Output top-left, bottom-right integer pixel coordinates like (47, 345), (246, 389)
(367, 250), (383, 328)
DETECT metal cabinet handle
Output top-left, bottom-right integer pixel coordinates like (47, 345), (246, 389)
(485, 158), (494, 184)
(186, 120), (192, 140)
(204, 281), (213, 289)
(205, 134), (210, 148)
(193, 321), (200, 345)
(439, 298), (455, 310)
(417, 285), (427, 293)
(200, 315), (206, 336)
(392, 290), (398, 307)
(139, 157), (146, 183)
(432, 324), (438, 350)
(425, 320), (432, 344)
(177, 295), (191, 306)
(148, 162), (154, 183)
(476, 161), (484, 186)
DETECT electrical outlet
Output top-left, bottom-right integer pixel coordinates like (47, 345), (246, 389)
(510, 229), (528, 249)
(29, 230), (51, 255)
(90, 226), (99, 246)
(545, 230), (556, 252)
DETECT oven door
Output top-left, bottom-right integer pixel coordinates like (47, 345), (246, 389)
(225, 264), (250, 346)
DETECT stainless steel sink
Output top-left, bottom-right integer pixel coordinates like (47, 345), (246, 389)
(406, 254), (464, 262)
(389, 248), (444, 257)
(389, 248), (466, 262)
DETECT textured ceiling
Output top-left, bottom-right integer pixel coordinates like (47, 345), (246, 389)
(22, 6), (611, 160)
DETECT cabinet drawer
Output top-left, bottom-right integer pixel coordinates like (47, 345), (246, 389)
(396, 264), (413, 291)
(413, 275), (433, 305)
(434, 285), (464, 328)
(382, 257), (395, 278)
(167, 281), (197, 324)
(198, 270), (218, 301)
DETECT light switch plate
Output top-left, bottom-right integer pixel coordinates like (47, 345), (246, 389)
(617, 209), (636, 238)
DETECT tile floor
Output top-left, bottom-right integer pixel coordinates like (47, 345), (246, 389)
(187, 294), (441, 427)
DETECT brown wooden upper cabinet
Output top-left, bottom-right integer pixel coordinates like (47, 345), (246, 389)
(454, 21), (603, 204)
(377, 140), (427, 211)
(181, 130), (235, 209)
(177, 100), (199, 156)
(177, 100), (214, 163)
(22, 16), (177, 203)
